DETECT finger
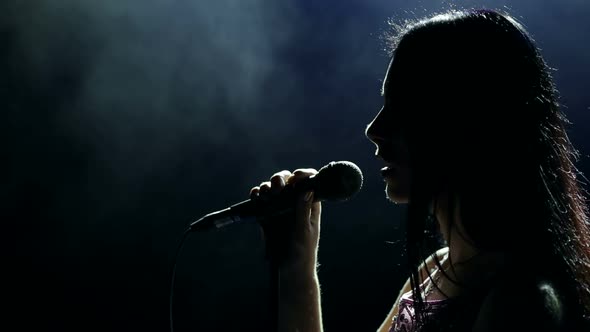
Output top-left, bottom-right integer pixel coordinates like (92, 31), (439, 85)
(250, 186), (260, 198)
(259, 181), (271, 199)
(251, 170), (291, 198)
(288, 168), (318, 186)
(271, 170), (292, 183)
(292, 168), (318, 176)
(270, 170), (291, 195)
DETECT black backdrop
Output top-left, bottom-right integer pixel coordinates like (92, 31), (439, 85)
(3, 1), (589, 331)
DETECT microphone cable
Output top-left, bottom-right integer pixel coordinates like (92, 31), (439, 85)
(169, 227), (192, 332)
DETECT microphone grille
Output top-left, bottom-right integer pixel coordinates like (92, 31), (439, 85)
(314, 161), (363, 202)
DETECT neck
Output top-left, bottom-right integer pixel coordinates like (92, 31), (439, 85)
(434, 193), (505, 284)
(434, 193), (480, 265)
(444, 223), (480, 266)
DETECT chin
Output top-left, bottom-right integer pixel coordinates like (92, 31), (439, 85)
(385, 185), (410, 204)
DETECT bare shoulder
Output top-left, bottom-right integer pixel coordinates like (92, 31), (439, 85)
(427, 247), (449, 267)
(472, 277), (565, 332)
(412, 247), (449, 290)
(376, 247), (449, 332)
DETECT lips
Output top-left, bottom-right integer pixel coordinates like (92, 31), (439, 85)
(374, 141), (407, 177)
(376, 149), (400, 177)
(381, 165), (397, 177)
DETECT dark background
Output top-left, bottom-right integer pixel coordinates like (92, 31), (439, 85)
(2, 0), (589, 331)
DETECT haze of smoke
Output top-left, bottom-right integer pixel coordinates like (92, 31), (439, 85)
(5, 0), (301, 180)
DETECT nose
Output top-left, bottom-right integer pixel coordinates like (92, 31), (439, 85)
(365, 107), (388, 146)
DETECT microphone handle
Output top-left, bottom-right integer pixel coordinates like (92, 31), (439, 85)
(189, 179), (310, 232)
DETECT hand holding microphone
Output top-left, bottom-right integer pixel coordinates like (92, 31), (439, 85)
(250, 168), (322, 270)
(172, 162), (362, 332)
(249, 161), (363, 269)
(189, 161), (362, 269)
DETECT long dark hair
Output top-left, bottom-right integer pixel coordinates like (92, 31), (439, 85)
(384, 9), (590, 329)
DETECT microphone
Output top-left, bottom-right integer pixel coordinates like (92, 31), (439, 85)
(189, 161), (363, 232)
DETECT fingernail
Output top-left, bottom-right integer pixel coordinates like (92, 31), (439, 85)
(304, 191), (313, 202)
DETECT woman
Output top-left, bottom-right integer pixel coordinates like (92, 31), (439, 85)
(250, 9), (590, 332)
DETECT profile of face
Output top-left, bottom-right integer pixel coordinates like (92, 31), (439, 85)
(365, 60), (411, 204)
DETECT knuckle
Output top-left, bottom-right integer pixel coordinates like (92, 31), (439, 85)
(285, 173), (298, 185)
(250, 187), (261, 199)
(293, 168), (317, 176)
(306, 168), (318, 175)
(272, 170), (291, 179)
(270, 175), (286, 187)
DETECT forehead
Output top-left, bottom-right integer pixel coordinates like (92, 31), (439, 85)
(382, 56), (403, 97)
(381, 57), (395, 97)
(381, 53), (424, 100)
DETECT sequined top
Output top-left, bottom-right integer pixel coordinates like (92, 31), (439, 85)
(389, 287), (451, 332)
